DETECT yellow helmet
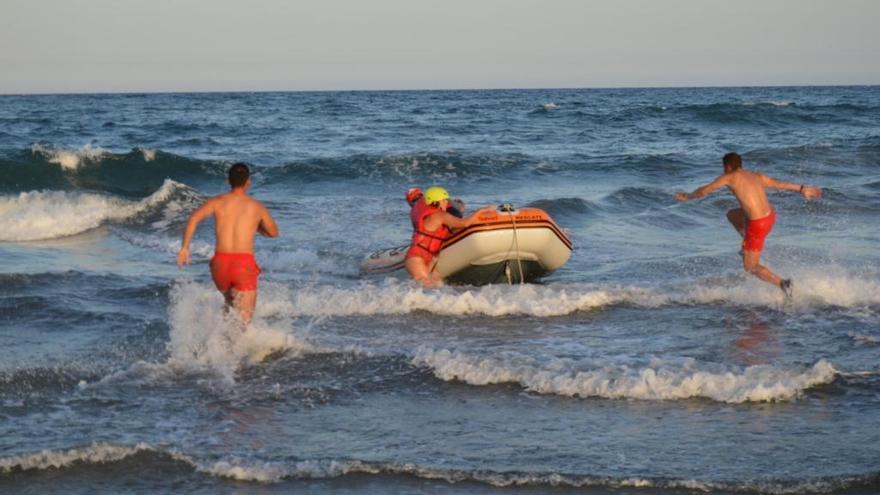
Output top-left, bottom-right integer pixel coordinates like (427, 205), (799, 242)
(423, 186), (449, 205)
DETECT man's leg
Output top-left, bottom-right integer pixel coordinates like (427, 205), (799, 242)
(221, 291), (235, 315)
(742, 250), (783, 287)
(727, 208), (747, 238)
(230, 289), (257, 324)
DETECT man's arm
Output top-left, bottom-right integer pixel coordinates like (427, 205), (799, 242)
(675, 175), (730, 201)
(432, 205), (496, 230)
(762, 174), (822, 199)
(257, 204), (279, 238)
(177, 200), (215, 269)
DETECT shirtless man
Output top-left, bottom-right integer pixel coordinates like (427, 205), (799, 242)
(675, 152), (821, 296)
(406, 186), (495, 288)
(177, 163), (279, 323)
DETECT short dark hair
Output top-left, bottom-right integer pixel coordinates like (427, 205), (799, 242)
(228, 163), (250, 188)
(722, 152), (742, 170)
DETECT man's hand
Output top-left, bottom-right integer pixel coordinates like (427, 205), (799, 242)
(674, 192), (689, 202)
(801, 186), (822, 200)
(177, 247), (190, 270)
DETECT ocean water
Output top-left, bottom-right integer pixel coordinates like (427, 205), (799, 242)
(1, 86), (879, 494)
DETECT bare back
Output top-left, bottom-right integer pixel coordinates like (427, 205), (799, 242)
(211, 192), (268, 253)
(725, 170), (773, 219)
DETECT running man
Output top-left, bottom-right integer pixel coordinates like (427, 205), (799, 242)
(177, 163), (279, 323)
(406, 186), (494, 288)
(674, 152), (821, 296)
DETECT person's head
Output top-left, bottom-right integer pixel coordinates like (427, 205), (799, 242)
(406, 187), (423, 206)
(228, 162), (251, 189)
(722, 152), (742, 174)
(423, 186), (449, 209)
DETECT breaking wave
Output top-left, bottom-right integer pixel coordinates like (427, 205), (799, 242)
(162, 281), (320, 380)
(2, 442), (878, 494)
(280, 271), (880, 318)
(0, 179), (198, 242)
(0, 145), (224, 196)
(412, 348), (838, 403)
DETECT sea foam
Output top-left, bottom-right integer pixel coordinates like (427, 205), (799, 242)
(281, 269), (880, 318)
(164, 281), (319, 380)
(412, 348), (838, 403)
(31, 144), (111, 170)
(0, 178), (184, 242)
(0, 442), (152, 473)
(2, 442), (875, 494)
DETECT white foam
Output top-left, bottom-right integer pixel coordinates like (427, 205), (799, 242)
(165, 281), (317, 380)
(543, 102), (560, 110)
(412, 348), (838, 403)
(284, 281), (668, 317)
(150, 456), (865, 495)
(0, 442), (152, 473)
(850, 333), (879, 345)
(0, 179), (184, 242)
(686, 268), (880, 308)
(197, 458), (291, 482)
(140, 147), (157, 161)
(0, 443), (868, 492)
(31, 144), (111, 170)
(743, 100), (794, 107)
(282, 268), (880, 318)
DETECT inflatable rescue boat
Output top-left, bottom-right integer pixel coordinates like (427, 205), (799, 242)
(361, 205), (572, 285)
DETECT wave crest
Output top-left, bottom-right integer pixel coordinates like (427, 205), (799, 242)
(281, 271), (880, 318)
(3, 442), (878, 494)
(0, 442), (152, 473)
(0, 179), (195, 242)
(31, 144), (112, 170)
(412, 348), (838, 403)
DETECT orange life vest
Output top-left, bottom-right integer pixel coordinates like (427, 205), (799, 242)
(410, 201), (451, 257)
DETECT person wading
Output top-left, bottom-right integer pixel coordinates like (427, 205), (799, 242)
(405, 186), (494, 288)
(177, 163), (279, 323)
(675, 152), (821, 297)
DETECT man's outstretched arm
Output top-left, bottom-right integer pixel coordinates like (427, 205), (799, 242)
(761, 175), (822, 199)
(675, 175), (730, 201)
(177, 200), (215, 269)
(439, 205), (497, 230)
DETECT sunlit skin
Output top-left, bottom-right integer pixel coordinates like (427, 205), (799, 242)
(177, 178), (278, 323)
(675, 160), (821, 289)
(406, 199), (496, 288)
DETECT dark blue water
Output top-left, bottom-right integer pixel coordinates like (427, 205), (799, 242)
(1, 87), (879, 494)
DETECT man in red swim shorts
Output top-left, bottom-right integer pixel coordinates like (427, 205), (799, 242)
(675, 152), (822, 297)
(177, 163), (279, 323)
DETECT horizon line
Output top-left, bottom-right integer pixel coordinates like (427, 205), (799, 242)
(1, 82), (878, 98)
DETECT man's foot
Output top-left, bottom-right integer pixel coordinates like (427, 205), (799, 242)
(780, 279), (793, 299)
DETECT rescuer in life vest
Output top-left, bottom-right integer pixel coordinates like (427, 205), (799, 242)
(405, 186), (496, 288)
(406, 187), (466, 218)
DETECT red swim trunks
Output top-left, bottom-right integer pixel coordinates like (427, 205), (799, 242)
(406, 245), (435, 264)
(210, 252), (261, 292)
(743, 210), (775, 252)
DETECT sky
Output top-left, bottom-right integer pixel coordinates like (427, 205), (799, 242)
(1, 0), (878, 94)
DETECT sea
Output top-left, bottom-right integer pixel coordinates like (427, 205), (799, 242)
(1, 86), (879, 494)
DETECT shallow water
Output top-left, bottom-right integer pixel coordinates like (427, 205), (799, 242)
(1, 87), (879, 494)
